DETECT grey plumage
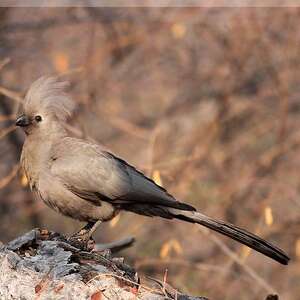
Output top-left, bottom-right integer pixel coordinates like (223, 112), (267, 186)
(16, 76), (289, 265)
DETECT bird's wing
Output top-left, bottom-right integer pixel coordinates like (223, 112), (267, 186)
(50, 137), (131, 204)
(50, 137), (195, 211)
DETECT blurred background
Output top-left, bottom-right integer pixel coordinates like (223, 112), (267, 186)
(0, 7), (298, 300)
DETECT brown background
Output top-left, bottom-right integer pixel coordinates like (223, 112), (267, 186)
(0, 7), (298, 299)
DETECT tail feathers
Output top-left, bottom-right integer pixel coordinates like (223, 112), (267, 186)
(170, 209), (289, 265)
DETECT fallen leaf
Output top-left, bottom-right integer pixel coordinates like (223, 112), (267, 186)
(91, 290), (102, 300)
(160, 239), (182, 259)
(171, 23), (186, 39)
(20, 173), (28, 187)
(264, 206), (273, 226)
(130, 287), (139, 296)
(53, 52), (69, 73)
(34, 275), (50, 295)
(35, 284), (42, 294)
(54, 283), (64, 293)
(160, 242), (170, 259)
(110, 214), (120, 228)
(171, 239), (183, 255)
(152, 170), (163, 186)
(295, 239), (300, 258)
(241, 245), (251, 260)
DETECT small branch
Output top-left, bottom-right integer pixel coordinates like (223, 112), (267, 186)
(0, 114), (16, 122)
(147, 276), (209, 300)
(95, 236), (135, 253)
(0, 86), (22, 102)
(0, 163), (19, 190)
(199, 227), (277, 295)
(0, 57), (10, 71)
(0, 125), (16, 139)
(106, 114), (151, 140)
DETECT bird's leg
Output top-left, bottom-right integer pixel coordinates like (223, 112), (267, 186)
(72, 221), (102, 239)
(68, 220), (102, 250)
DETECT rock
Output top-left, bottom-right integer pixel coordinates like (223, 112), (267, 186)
(0, 229), (208, 300)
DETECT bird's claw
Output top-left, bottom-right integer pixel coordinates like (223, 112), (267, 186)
(67, 235), (95, 251)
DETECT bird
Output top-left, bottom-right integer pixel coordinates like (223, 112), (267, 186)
(15, 76), (289, 265)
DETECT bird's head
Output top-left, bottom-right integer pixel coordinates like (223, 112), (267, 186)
(16, 76), (75, 135)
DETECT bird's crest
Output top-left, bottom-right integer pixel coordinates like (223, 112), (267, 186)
(24, 76), (75, 122)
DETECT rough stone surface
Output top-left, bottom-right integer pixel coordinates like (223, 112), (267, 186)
(0, 229), (208, 300)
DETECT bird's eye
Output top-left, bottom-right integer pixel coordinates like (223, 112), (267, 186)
(35, 115), (42, 122)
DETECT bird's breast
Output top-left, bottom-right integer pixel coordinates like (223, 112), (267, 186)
(37, 174), (117, 222)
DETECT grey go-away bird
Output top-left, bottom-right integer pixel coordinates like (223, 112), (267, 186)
(16, 77), (289, 265)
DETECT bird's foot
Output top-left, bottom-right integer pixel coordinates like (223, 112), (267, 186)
(67, 221), (102, 251)
(67, 234), (95, 251)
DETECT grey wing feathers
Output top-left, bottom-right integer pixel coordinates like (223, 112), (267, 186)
(109, 153), (196, 211)
(50, 138), (131, 201)
(50, 137), (195, 211)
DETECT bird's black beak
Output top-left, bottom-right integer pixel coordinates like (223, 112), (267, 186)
(15, 114), (31, 127)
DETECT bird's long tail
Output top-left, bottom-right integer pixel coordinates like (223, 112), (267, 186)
(169, 209), (289, 265)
